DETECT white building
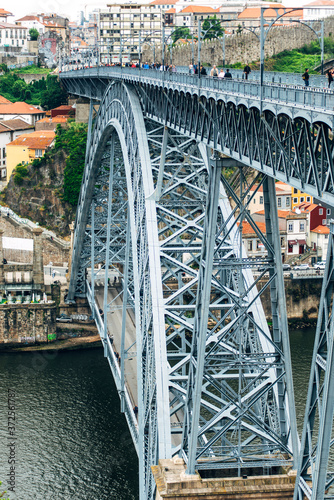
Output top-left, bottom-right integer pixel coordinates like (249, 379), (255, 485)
(15, 15), (46, 35)
(0, 23), (28, 51)
(286, 212), (308, 256)
(0, 102), (45, 125)
(310, 225), (330, 260)
(303, 0), (334, 20)
(247, 182), (292, 215)
(99, 3), (163, 64)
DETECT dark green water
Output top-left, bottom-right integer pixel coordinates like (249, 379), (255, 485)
(0, 327), (317, 500)
(0, 348), (139, 500)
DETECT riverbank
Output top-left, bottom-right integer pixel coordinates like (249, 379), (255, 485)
(0, 334), (101, 352)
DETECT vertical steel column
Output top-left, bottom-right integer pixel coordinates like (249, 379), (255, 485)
(197, 21), (201, 80)
(120, 210), (130, 413)
(183, 151), (222, 475)
(294, 221), (334, 500)
(264, 176), (299, 463)
(90, 202), (95, 319)
(103, 136), (115, 355)
(260, 7), (265, 108)
(321, 20), (324, 76)
(85, 100), (94, 165)
(153, 126), (168, 201)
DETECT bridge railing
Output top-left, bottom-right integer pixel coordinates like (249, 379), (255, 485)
(63, 66), (334, 112)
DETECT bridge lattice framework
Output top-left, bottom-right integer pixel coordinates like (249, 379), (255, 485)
(60, 69), (334, 500)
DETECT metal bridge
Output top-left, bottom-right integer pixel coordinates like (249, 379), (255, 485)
(60, 67), (334, 500)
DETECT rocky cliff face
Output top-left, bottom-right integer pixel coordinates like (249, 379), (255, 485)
(1, 151), (76, 237)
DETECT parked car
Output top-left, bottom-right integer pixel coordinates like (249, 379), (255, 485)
(282, 264), (291, 271)
(294, 263), (310, 271)
(313, 261), (326, 270)
(56, 313), (73, 323)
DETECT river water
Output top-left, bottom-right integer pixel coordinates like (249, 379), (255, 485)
(0, 327), (316, 499)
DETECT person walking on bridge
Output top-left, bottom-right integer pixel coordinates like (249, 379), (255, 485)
(210, 65), (218, 77)
(302, 68), (309, 87)
(327, 69), (333, 89)
(243, 64), (251, 80)
(224, 69), (232, 79)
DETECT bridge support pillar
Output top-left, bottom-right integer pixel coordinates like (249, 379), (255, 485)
(32, 227), (44, 290)
(0, 228), (4, 288)
(152, 459), (296, 500)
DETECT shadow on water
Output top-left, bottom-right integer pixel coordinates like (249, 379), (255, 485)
(0, 347), (139, 500)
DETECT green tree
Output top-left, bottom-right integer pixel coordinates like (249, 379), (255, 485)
(29, 28), (39, 41)
(202, 15), (224, 40)
(171, 27), (191, 44)
(12, 80), (26, 98)
(40, 75), (67, 110)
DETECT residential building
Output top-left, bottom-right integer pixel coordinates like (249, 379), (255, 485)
(6, 130), (55, 181)
(286, 211), (308, 255)
(313, 197), (332, 226)
(237, 4), (303, 27)
(310, 225), (330, 261)
(0, 118), (34, 184)
(0, 23), (28, 51)
(35, 116), (69, 131)
(99, 3), (163, 64)
(303, 0), (334, 20)
(239, 220), (287, 260)
(247, 182), (292, 214)
(291, 187), (313, 208)
(51, 105), (74, 118)
(0, 9), (13, 22)
(0, 102), (45, 125)
(296, 202), (327, 231)
(15, 15), (46, 35)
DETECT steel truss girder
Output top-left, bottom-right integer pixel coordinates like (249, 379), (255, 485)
(68, 82), (299, 499)
(61, 74), (334, 204)
(294, 221), (334, 500)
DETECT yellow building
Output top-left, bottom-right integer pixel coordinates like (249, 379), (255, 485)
(291, 187), (313, 209)
(6, 131), (55, 182)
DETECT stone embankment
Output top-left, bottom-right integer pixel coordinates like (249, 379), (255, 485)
(143, 18), (334, 67)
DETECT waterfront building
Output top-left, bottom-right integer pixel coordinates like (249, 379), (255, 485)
(6, 130), (55, 182)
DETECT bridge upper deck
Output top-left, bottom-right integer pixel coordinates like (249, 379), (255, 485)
(60, 66), (334, 127)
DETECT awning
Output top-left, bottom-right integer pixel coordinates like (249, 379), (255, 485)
(288, 240), (297, 245)
(297, 239), (307, 245)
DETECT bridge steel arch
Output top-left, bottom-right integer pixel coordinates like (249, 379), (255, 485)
(62, 70), (334, 499)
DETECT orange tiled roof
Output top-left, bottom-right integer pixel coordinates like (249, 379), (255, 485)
(0, 102), (44, 115)
(150, 0), (177, 4)
(238, 220), (267, 235)
(37, 116), (69, 123)
(0, 119), (34, 132)
(238, 6), (303, 19)
(16, 15), (42, 22)
(165, 8), (176, 13)
(0, 95), (12, 104)
(297, 202), (318, 213)
(180, 5), (219, 13)
(249, 183), (290, 194)
(311, 225), (330, 234)
(0, 8), (12, 16)
(305, 0), (334, 5)
(7, 131), (55, 149)
(255, 209), (296, 218)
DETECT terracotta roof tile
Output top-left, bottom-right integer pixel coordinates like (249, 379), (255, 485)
(238, 6), (303, 19)
(0, 119), (34, 132)
(0, 95), (12, 104)
(311, 225), (330, 234)
(180, 5), (219, 13)
(255, 209), (296, 218)
(150, 0), (177, 4)
(7, 131), (55, 149)
(0, 102), (44, 115)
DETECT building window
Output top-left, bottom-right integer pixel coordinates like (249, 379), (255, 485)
(248, 241), (253, 252)
(322, 219), (327, 225)
(306, 196), (311, 202)
(35, 149), (43, 157)
(253, 198), (256, 204)
(260, 196), (263, 204)
(293, 197), (298, 203)
(327, 208), (331, 215)
(277, 197), (281, 207)
(3, 148), (5, 158)
(293, 188), (298, 194)
(286, 197), (290, 207)
(288, 223), (293, 232)
(300, 197), (304, 202)
(300, 223), (305, 232)
(319, 208), (323, 215)
(280, 237), (285, 247)
(325, 234), (329, 239)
